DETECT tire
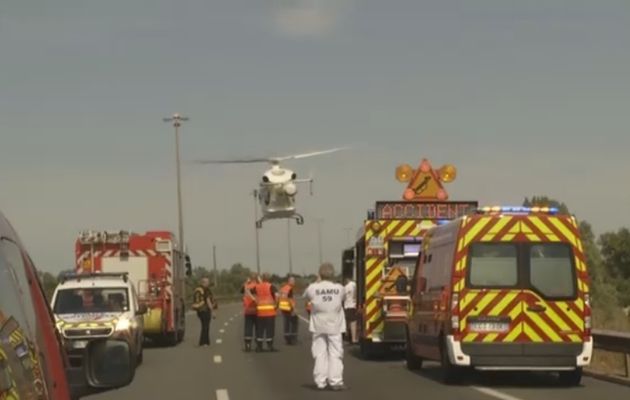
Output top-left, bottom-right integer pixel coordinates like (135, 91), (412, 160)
(440, 337), (461, 384)
(405, 330), (423, 370)
(136, 344), (144, 365)
(558, 368), (582, 386)
(166, 330), (179, 347)
(360, 339), (373, 360)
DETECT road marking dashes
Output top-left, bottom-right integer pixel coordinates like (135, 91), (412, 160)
(219, 329), (225, 333)
(472, 387), (524, 400)
(216, 339), (223, 344)
(216, 389), (230, 400)
(213, 355), (223, 364)
(224, 322), (229, 326)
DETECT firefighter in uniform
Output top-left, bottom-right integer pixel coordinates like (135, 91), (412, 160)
(252, 273), (278, 352)
(278, 276), (298, 345)
(304, 263), (347, 391)
(192, 277), (216, 347)
(241, 273), (259, 352)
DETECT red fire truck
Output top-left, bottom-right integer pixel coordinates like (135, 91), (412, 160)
(75, 230), (191, 346)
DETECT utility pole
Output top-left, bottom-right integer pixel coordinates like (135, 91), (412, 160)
(212, 244), (218, 288)
(163, 113), (189, 256)
(316, 218), (324, 265)
(253, 190), (261, 275)
(287, 219), (293, 275)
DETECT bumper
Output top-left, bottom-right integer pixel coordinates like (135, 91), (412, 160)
(447, 335), (593, 370)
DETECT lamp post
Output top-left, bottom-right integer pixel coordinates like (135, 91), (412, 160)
(163, 113), (189, 255)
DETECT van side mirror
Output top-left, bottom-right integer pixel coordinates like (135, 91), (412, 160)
(185, 255), (192, 277)
(137, 303), (148, 316)
(86, 340), (134, 389)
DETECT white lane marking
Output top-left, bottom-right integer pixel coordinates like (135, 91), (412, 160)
(216, 339), (223, 344)
(216, 389), (229, 400)
(224, 322), (229, 326)
(213, 355), (223, 364)
(219, 329), (225, 333)
(472, 386), (525, 400)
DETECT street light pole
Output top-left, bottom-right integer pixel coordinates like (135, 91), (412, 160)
(163, 113), (189, 255)
(253, 190), (261, 275)
(287, 219), (294, 275)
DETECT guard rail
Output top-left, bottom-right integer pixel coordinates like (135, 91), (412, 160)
(592, 329), (630, 380)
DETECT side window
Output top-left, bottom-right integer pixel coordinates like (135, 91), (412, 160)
(0, 241), (47, 398)
(0, 239), (37, 334)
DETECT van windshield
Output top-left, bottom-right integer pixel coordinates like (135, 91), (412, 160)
(469, 243), (518, 287)
(530, 244), (576, 298)
(54, 288), (130, 314)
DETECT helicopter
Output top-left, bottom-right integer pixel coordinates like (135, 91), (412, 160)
(194, 148), (345, 228)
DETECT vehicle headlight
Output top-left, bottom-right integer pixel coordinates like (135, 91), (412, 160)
(115, 319), (131, 332)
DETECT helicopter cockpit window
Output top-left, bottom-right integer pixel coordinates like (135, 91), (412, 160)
(0, 243), (47, 399)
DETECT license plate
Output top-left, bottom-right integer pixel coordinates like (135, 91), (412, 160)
(469, 322), (510, 333)
(70, 340), (89, 349)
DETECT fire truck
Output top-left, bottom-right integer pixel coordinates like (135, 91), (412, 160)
(75, 230), (191, 346)
(344, 158), (477, 358)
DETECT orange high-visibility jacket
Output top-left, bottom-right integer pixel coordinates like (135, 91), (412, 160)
(255, 282), (276, 318)
(243, 282), (257, 315)
(278, 284), (295, 313)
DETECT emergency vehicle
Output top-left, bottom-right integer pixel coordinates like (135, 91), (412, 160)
(75, 230), (191, 346)
(51, 273), (146, 369)
(345, 158), (477, 358)
(406, 206), (592, 385)
(0, 211), (133, 400)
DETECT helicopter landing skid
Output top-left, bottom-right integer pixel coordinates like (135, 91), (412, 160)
(256, 214), (305, 229)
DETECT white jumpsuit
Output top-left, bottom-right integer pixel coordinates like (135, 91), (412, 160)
(304, 280), (346, 389)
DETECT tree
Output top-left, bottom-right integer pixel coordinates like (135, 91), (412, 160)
(37, 271), (58, 302)
(523, 196), (569, 214)
(599, 228), (630, 307)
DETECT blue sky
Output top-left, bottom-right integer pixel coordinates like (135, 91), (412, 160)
(1, 0), (629, 274)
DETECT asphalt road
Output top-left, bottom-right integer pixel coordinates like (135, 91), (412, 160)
(91, 302), (630, 400)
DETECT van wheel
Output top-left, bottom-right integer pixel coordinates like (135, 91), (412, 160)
(440, 338), (461, 384)
(136, 345), (144, 365)
(406, 344), (423, 370)
(558, 368), (582, 386)
(360, 339), (372, 360)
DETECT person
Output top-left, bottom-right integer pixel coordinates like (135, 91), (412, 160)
(192, 277), (216, 347)
(343, 277), (358, 344)
(304, 263), (347, 391)
(278, 276), (298, 345)
(241, 273), (258, 352)
(253, 273), (278, 352)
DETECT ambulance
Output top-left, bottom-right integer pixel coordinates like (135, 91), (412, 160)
(346, 158), (477, 358)
(406, 206), (592, 385)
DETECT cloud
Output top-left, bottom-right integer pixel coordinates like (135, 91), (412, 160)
(271, 0), (352, 38)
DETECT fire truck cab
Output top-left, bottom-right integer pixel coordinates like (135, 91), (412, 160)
(407, 206), (593, 386)
(75, 230), (191, 346)
(349, 158), (477, 358)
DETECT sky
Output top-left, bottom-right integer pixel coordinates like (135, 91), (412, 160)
(1, 0), (629, 275)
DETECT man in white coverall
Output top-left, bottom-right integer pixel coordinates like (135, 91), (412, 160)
(304, 263), (347, 391)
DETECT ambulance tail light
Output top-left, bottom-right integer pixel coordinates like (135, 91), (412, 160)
(583, 293), (592, 338)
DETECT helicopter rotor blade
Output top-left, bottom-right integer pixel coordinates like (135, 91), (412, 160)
(275, 147), (347, 162)
(191, 158), (271, 165)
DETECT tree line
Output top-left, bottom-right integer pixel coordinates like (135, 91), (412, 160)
(524, 196), (630, 329)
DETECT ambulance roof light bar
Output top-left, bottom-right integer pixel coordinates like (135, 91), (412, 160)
(477, 206), (559, 215)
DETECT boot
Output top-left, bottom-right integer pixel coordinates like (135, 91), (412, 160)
(244, 341), (252, 352)
(255, 342), (263, 352)
(267, 341), (276, 352)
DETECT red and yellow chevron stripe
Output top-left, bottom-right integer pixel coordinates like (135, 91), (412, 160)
(363, 219), (436, 338)
(454, 215), (589, 344)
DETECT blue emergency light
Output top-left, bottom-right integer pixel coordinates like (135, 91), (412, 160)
(477, 206), (559, 215)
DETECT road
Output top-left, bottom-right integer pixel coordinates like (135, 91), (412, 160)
(91, 302), (630, 400)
